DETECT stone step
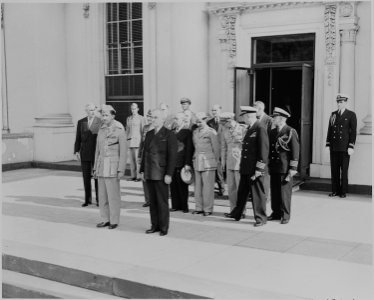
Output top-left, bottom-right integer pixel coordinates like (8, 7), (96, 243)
(2, 240), (306, 299)
(2, 270), (123, 299)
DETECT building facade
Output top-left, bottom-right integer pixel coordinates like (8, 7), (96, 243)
(1, 2), (372, 187)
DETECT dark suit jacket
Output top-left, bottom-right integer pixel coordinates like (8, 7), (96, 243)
(74, 116), (101, 162)
(326, 109), (357, 152)
(259, 113), (273, 135)
(239, 121), (269, 176)
(140, 126), (178, 180)
(269, 125), (300, 174)
(174, 128), (194, 168)
(207, 118), (220, 132)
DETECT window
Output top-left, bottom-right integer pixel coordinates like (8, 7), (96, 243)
(105, 3), (143, 100)
(253, 33), (315, 65)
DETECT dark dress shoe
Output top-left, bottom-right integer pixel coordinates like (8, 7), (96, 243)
(328, 192), (339, 197)
(267, 215), (281, 221)
(145, 228), (160, 234)
(96, 222), (110, 228)
(134, 178), (141, 182)
(170, 208), (178, 212)
(241, 214), (246, 219)
(224, 213), (234, 218)
(254, 222), (266, 227)
(340, 193), (347, 198)
(127, 178), (136, 181)
(96, 203), (99, 207)
(159, 231), (168, 236)
(281, 219), (289, 224)
(142, 203), (150, 207)
(192, 210), (204, 214)
(203, 212), (212, 216)
(108, 224), (118, 229)
(182, 209), (189, 213)
(82, 202), (91, 207)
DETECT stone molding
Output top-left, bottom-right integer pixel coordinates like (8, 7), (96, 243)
(208, 2), (321, 15)
(217, 13), (239, 60)
(83, 3), (90, 18)
(34, 114), (74, 128)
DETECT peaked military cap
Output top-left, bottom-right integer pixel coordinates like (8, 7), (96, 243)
(180, 97), (191, 104)
(336, 93), (349, 102)
(239, 106), (257, 116)
(219, 112), (235, 122)
(271, 107), (291, 118)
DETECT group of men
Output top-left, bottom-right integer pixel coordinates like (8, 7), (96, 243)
(74, 93), (357, 234)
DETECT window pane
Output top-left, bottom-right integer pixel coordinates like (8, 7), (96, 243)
(112, 3), (118, 21)
(121, 48), (131, 71)
(119, 22), (129, 43)
(106, 3), (111, 22)
(134, 47), (143, 70)
(132, 20), (142, 42)
(132, 3), (142, 19)
(118, 3), (128, 21)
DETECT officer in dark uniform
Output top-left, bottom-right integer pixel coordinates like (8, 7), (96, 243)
(268, 107), (299, 224)
(326, 94), (357, 198)
(224, 106), (269, 226)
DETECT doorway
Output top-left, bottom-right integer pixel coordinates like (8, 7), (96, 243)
(234, 33), (315, 176)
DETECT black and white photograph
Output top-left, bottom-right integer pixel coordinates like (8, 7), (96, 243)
(1, 1), (373, 299)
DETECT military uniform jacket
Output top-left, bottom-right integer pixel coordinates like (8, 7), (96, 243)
(139, 126), (178, 180)
(192, 126), (220, 171)
(126, 114), (146, 148)
(269, 125), (300, 174)
(221, 123), (246, 171)
(326, 109), (357, 152)
(74, 116), (102, 162)
(239, 121), (269, 176)
(174, 128), (194, 168)
(94, 121), (127, 177)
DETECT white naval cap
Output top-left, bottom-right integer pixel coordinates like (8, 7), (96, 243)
(239, 106), (257, 116)
(336, 93), (349, 101)
(271, 107), (291, 118)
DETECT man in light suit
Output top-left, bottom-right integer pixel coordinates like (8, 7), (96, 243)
(74, 103), (102, 207)
(126, 103), (146, 181)
(140, 109), (178, 236)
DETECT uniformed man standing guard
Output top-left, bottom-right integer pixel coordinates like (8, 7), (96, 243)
(326, 94), (357, 198)
(268, 107), (299, 224)
(224, 106), (269, 226)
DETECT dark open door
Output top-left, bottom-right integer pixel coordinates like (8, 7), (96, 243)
(299, 64), (314, 177)
(234, 67), (253, 121)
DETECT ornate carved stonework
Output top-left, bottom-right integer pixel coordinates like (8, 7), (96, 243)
(1, 4), (4, 29)
(324, 4), (337, 66)
(148, 3), (157, 10)
(339, 2), (354, 17)
(340, 25), (359, 44)
(217, 13), (239, 60)
(83, 3), (90, 18)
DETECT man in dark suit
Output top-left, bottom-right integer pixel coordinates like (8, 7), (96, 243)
(74, 103), (102, 207)
(224, 106), (269, 226)
(140, 109), (177, 236)
(170, 112), (194, 213)
(254, 100), (273, 203)
(207, 104), (225, 196)
(268, 107), (300, 224)
(326, 94), (357, 198)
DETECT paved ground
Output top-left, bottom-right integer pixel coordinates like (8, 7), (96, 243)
(2, 168), (373, 299)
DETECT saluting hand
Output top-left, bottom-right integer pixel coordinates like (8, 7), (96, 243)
(164, 175), (172, 185)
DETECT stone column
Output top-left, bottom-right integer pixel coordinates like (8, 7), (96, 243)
(338, 2), (359, 110)
(31, 4), (75, 162)
(1, 3), (10, 133)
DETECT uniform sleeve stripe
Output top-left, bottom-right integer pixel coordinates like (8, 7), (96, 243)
(256, 161), (266, 169)
(289, 160), (298, 167)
